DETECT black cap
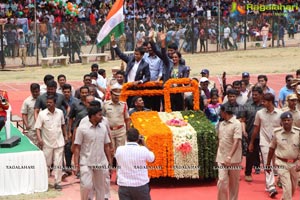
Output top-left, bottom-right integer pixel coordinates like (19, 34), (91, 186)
(242, 72), (250, 77)
(201, 69), (209, 74)
(280, 111), (293, 119)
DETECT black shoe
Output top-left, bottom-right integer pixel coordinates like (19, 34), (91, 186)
(255, 168), (260, 174)
(54, 183), (62, 190)
(269, 189), (278, 198)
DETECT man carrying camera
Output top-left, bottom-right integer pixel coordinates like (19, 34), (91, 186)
(115, 128), (155, 200)
(0, 90), (9, 132)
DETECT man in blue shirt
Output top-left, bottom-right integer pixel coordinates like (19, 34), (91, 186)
(278, 75), (294, 108)
(143, 42), (163, 111)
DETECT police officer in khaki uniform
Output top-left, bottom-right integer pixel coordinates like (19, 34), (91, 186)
(281, 93), (300, 187)
(216, 105), (243, 200)
(282, 93), (300, 127)
(103, 84), (130, 153)
(266, 111), (300, 200)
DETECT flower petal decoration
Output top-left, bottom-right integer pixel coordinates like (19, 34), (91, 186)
(158, 112), (199, 179)
(130, 110), (217, 180)
(131, 111), (174, 178)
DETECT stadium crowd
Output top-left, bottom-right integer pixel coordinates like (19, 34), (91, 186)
(0, 0), (299, 68)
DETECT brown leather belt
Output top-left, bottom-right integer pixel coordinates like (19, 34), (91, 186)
(110, 125), (124, 131)
(276, 156), (297, 163)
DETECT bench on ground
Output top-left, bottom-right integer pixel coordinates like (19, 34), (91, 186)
(81, 53), (109, 64)
(11, 115), (26, 133)
(40, 56), (69, 67)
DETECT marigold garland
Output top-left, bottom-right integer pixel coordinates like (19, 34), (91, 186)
(120, 79), (200, 112)
(158, 112), (199, 179)
(163, 78), (199, 112)
(120, 81), (164, 102)
(130, 111), (175, 178)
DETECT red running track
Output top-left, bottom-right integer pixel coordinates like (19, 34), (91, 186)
(1, 73), (300, 200)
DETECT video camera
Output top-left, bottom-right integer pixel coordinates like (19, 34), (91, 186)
(0, 96), (7, 105)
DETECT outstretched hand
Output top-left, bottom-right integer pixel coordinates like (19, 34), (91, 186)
(148, 30), (154, 41)
(110, 34), (116, 46)
(160, 32), (166, 41)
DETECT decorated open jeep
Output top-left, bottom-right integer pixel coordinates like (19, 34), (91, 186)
(120, 78), (218, 179)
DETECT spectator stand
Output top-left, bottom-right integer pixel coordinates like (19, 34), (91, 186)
(0, 1), (300, 68)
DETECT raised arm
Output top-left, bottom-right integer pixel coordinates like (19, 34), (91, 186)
(111, 35), (130, 63)
(149, 30), (163, 59)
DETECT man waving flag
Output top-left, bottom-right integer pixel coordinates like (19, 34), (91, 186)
(96, 0), (125, 47)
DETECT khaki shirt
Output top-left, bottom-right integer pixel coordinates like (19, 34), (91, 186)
(75, 120), (111, 166)
(21, 95), (36, 131)
(270, 126), (300, 160)
(254, 108), (282, 146)
(34, 108), (65, 148)
(296, 102), (300, 111)
(281, 107), (300, 128)
(216, 116), (242, 164)
(103, 100), (129, 126)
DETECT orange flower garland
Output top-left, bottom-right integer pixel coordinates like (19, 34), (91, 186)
(163, 78), (199, 112)
(120, 78), (200, 112)
(120, 81), (164, 102)
(130, 111), (175, 178)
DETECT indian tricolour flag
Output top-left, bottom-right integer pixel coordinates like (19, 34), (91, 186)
(96, 0), (125, 47)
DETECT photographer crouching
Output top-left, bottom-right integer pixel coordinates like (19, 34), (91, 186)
(0, 90), (9, 132)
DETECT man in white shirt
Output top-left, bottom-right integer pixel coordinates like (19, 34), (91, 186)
(223, 81), (248, 106)
(261, 22), (270, 48)
(223, 24), (233, 50)
(56, 74), (75, 97)
(21, 83), (40, 146)
(40, 74), (54, 94)
(35, 95), (67, 190)
(115, 128), (155, 200)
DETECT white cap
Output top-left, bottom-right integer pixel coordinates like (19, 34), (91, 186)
(200, 77), (209, 83)
(110, 83), (122, 95)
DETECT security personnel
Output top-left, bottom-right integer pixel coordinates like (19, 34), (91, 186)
(280, 93), (300, 188)
(266, 111), (300, 200)
(102, 84), (130, 153)
(282, 93), (300, 127)
(216, 105), (242, 200)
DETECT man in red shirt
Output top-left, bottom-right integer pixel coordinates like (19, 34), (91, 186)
(0, 90), (9, 132)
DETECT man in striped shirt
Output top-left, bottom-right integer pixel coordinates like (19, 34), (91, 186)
(115, 128), (155, 200)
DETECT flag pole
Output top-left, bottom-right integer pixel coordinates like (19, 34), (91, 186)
(133, 0), (136, 48)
